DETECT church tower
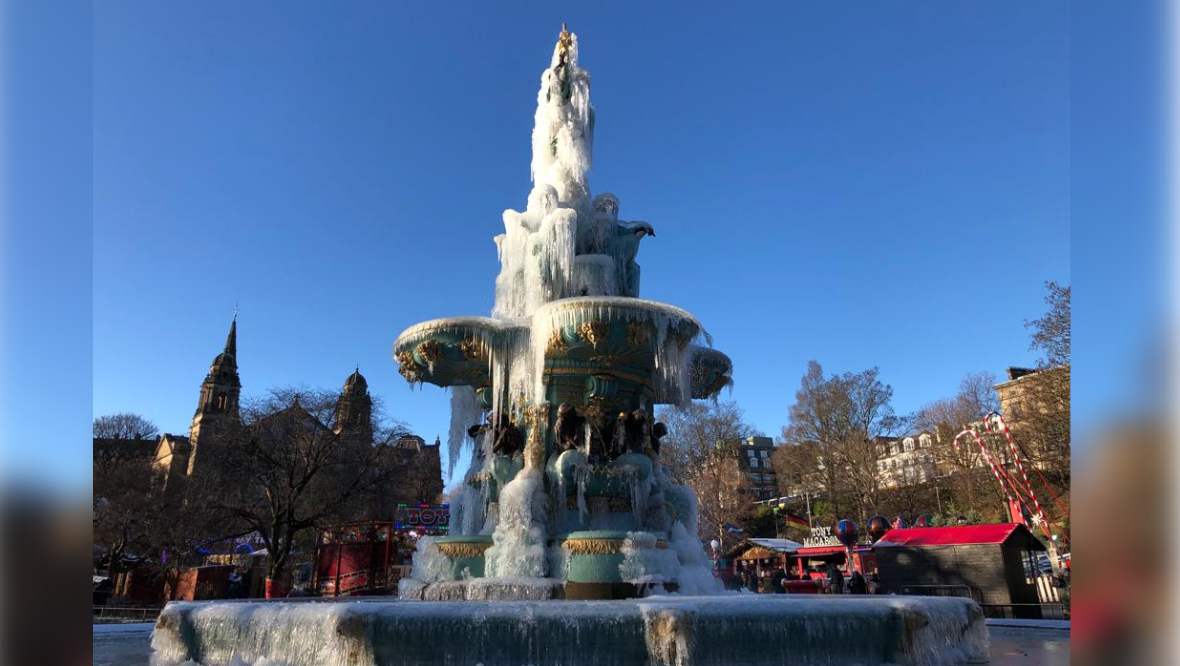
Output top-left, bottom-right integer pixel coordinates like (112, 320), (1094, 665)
(187, 316), (242, 475)
(334, 368), (373, 442)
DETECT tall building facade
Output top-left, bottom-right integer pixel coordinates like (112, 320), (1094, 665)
(735, 436), (778, 501)
(148, 317), (442, 504)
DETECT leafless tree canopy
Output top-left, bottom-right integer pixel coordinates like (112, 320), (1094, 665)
(913, 371), (1002, 511)
(200, 388), (410, 581)
(780, 362), (908, 523)
(93, 412), (159, 440)
(656, 401), (758, 547)
(1026, 281), (1070, 368)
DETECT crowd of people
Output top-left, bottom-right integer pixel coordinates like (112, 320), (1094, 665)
(735, 561), (885, 595)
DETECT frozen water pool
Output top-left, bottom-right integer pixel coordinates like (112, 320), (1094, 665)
(95, 614), (1071, 666)
(149, 595), (993, 666)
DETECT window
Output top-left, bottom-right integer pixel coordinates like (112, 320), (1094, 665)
(746, 449), (756, 457)
(759, 450), (769, 459)
(217, 393), (227, 410)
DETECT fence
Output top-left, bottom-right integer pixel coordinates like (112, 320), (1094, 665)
(93, 605), (163, 624)
(982, 603), (1068, 620)
(899, 584), (983, 603)
(899, 585), (1067, 619)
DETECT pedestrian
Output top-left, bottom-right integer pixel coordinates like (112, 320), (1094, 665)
(770, 564), (788, 594)
(827, 562), (844, 594)
(870, 573), (888, 594)
(848, 571), (868, 595)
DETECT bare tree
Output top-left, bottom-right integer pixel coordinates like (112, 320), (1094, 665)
(93, 453), (155, 589)
(1026, 281), (1070, 368)
(782, 362), (906, 523)
(915, 371), (1000, 510)
(207, 388), (409, 589)
(656, 401), (757, 548)
(94, 412), (159, 441)
(1012, 283), (1071, 509)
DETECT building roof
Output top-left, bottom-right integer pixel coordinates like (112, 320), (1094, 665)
(723, 537), (803, 559)
(873, 523), (1041, 548)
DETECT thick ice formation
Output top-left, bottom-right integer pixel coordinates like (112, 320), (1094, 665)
(152, 596), (990, 666)
(491, 27), (655, 318)
(445, 385), (481, 477)
(483, 471), (549, 578)
(492, 28), (592, 319)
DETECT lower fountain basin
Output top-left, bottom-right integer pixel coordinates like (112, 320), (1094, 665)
(151, 595), (989, 666)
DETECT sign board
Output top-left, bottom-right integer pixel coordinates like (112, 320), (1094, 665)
(803, 526), (841, 548)
(395, 503), (450, 531)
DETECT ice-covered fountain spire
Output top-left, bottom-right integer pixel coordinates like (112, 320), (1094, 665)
(530, 23), (594, 214)
(493, 25), (596, 319)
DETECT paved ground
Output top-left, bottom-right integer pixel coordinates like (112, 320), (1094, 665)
(94, 623), (1070, 665)
(988, 626), (1071, 666)
(93, 623), (153, 666)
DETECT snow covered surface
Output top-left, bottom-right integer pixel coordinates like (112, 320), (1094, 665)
(151, 595), (990, 666)
(744, 537), (806, 552)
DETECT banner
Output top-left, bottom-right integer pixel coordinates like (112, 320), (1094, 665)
(395, 503), (450, 531)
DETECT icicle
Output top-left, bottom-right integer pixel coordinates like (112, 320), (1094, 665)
(447, 386), (482, 479)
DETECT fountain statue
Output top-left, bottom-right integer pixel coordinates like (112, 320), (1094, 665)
(151, 26), (990, 665)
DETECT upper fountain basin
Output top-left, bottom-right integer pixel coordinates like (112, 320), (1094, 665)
(393, 297), (731, 402)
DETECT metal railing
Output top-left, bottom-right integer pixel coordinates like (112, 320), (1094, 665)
(982, 603), (1068, 620)
(898, 585), (1068, 620)
(93, 605), (163, 624)
(899, 584), (983, 604)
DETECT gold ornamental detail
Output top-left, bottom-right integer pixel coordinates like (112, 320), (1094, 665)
(561, 537), (668, 556)
(577, 320), (609, 347)
(546, 329), (569, 356)
(396, 350), (419, 382)
(436, 541), (493, 558)
(416, 340), (443, 365)
(460, 338), (484, 361)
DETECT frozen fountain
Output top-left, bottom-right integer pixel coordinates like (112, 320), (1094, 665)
(152, 26), (989, 665)
(391, 24), (732, 603)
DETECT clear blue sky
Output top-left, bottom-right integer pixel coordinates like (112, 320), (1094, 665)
(90, 2), (1071, 486)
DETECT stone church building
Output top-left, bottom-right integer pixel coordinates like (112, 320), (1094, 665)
(150, 317), (443, 503)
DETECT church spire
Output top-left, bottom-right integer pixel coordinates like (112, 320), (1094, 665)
(188, 313), (244, 475)
(224, 314), (237, 358)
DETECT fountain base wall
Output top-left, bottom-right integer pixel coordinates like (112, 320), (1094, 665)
(151, 595), (989, 666)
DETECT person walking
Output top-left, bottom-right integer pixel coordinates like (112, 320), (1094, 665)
(827, 562), (844, 594)
(848, 571), (868, 595)
(870, 573), (888, 594)
(770, 564), (788, 594)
